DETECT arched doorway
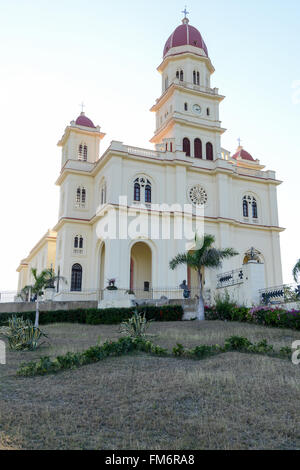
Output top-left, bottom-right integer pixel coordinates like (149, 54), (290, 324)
(130, 242), (152, 298)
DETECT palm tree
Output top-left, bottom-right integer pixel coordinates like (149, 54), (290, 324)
(293, 259), (300, 283)
(169, 234), (238, 320)
(21, 268), (66, 327)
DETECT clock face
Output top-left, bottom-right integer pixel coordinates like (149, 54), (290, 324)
(193, 104), (201, 114)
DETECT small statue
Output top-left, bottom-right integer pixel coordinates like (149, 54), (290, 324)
(180, 280), (191, 299)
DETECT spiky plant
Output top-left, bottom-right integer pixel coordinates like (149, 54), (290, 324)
(169, 233), (238, 321)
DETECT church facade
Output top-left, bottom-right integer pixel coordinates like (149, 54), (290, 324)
(17, 15), (284, 303)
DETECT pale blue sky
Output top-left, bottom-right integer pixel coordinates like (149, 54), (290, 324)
(0, 0), (299, 290)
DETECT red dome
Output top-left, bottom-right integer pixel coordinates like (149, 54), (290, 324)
(232, 147), (255, 162)
(163, 19), (208, 58)
(75, 112), (95, 128)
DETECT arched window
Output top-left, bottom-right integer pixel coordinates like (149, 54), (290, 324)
(184, 102), (188, 111)
(134, 177), (152, 204)
(180, 70), (184, 81)
(243, 197), (249, 217)
(243, 195), (259, 220)
(206, 108), (210, 116)
(252, 199), (258, 219)
(100, 180), (107, 205)
(76, 187), (81, 203)
(193, 70), (196, 85)
(74, 236), (83, 249)
(71, 264), (82, 292)
(78, 143), (88, 161)
(134, 182), (140, 202)
(76, 187), (86, 207)
(83, 145), (87, 161)
(194, 139), (202, 159)
(197, 72), (200, 85)
(206, 142), (213, 161)
(81, 188), (86, 204)
(145, 184), (151, 203)
(176, 71), (179, 79)
(183, 138), (191, 157)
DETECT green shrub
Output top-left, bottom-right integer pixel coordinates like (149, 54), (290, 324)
(224, 336), (253, 351)
(0, 315), (47, 351)
(172, 343), (185, 357)
(0, 305), (184, 327)
(188, 344), (221, 359)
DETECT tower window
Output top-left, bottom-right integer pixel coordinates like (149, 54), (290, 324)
(252, 199), (258, 219)
(194, 139), (202, 159)
(183, 138), (191, 157)
(71, 264), (82, 292)
(243, 197), (249, 217)
(184, 102), (188, 111)
(180, 70), (184, 81)
(243, 195), (259, 220)
(206, 108), (210, 116)
(78, 143), (88, 161)
(193, 71), (196, 84)
(206, 142), (213, 161)
(197, 72), (200, 85)
(76, 186), (86, 207)
(74, 235), (83, 249)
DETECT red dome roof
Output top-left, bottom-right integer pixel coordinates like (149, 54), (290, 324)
(163, 19), (208, 58)
(232, 147), (255, 162)
(75, 112), (95, 128)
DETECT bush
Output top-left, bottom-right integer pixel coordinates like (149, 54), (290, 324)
(205, 301), (300, 331)
(0, 305), (184, 327)
(0, 316), (47, 351)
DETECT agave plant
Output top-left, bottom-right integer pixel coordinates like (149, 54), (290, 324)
(120, 309), (151, 339)
(0, 316), (48, 351)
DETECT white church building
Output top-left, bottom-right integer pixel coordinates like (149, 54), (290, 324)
(17, 14), (284, 306)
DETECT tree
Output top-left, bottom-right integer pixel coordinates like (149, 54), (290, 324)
(169, 234), (238, 320)
(293, 259), (300, 283)
(21, 268), (66, 327)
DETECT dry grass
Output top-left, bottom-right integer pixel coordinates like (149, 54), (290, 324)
(0, 321), (299, 450)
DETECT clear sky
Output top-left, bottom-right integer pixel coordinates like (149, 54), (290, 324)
(0, 0), (299, 291)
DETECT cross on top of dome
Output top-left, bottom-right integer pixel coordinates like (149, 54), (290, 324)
(181, 5), (190, 24)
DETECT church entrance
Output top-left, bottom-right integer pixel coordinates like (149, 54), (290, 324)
(130, 242), (152, 299)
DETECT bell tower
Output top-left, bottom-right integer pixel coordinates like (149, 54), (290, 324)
(150, 14), (226, 160)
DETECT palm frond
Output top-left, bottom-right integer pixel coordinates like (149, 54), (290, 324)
(293, 259), (300, 282)
(169, 253), (188, 270)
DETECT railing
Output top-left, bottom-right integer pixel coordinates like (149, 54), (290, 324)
(127, 146), (159, 158)
(236, 167), (276, 180)
(0, 291), (19, 303)
(259, 284), (300, 305)
(174, 79), (219, 96)
(52, 287), (205, 302)
(216, 268), (244, 289)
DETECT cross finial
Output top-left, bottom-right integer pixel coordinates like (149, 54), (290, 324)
(182, 5), (189, 18)
(79, 102), (85, 113)
(237, 137), (242, 147)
